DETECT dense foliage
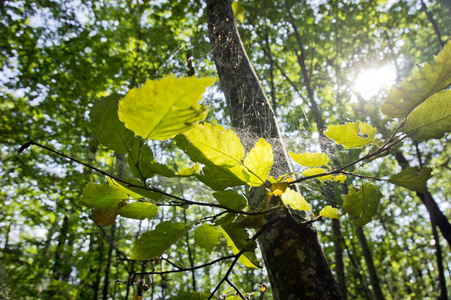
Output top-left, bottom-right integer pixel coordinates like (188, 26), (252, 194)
(1, 0), (450, 299)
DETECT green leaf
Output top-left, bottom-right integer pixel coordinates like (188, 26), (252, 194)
(196, 164), (246, 190)
(324, 122), (376, 148)
(388, 166), (433, 193)
(194, 224), (220, 254)
(83, 183), (128, 210)
(280, 189), (311, 211)
(219, 225), (259, 268)
(89, 93), (135, 154)
(127, 138), (176, 179)
(232, 1), (245, 23)
(302, 168), (333, 180)
(176, 123), (244, 166)
(221, 223), (257, 252)
(108, 177), (162, 201)
(118, 202), (158, 220)
(118, 75), (214, 140)
(404, 90), (451, 141)
(213, 190), (247, 211)
(343, 183), (382, 226)
(243, 138), (273, 186)
(319, 206), (341, 219)
(130, 221), (188, 260)
(289, 152), (329, 167)
(381, 41), (451, 118)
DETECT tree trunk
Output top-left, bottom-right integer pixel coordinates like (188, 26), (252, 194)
(205, 0), (342, 298)
(355, 227), (385, 300)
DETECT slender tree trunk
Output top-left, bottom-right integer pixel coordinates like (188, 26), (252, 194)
(102, 224), (115, 300)
(394, 152), (451, 248)
(355, 227), (385, 300)
(205, 0), (342, 298)
(420, 0), (445, 48)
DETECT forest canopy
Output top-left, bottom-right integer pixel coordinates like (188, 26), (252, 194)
(1, 0), (450, 299)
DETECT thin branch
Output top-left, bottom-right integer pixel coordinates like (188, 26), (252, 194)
(128, 255), (237, 275)
(226, 279), (247, 300)
(208, 252), (243, 300)
(23, 140), (282, 216)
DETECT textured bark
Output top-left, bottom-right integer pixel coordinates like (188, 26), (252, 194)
(205, 0), (342, 298)
(355, 227), (385, 300)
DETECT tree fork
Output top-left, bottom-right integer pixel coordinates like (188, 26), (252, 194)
(205, 0), (342, 298)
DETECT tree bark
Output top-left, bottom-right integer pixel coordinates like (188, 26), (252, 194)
(205, 0), (342, 298)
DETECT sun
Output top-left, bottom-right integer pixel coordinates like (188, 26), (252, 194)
(353, 65), (397, 100)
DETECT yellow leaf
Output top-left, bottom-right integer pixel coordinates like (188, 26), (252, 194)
(280, 189), (311, 211)
(324, 122), (376, 149)
(118, 75), (214, 140)
(243, 138), (273, 186)
(232, 1), (245, 23)
(289, 151), (329, 167)
(302, 168), (332, 180)
(333, 174), (347, 183)
(269, 182), (289, 196)
(319, 206), (341, 219)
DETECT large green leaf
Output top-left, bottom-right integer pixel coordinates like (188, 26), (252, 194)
(388, 167), (433, 193)
(343, 183), (382, 227)
(130, 221), (188, 260)
(381, 41), (451, 118)
(89, 93), (135, 154)
(324, 122), (376, 148)
(243, 138), (273, 186)
(82, 183), (128, 210)
(404, 90), (451, 141)
(194, 224), (220, 254)
(118, 75), (214, 140)
(176, 123), (244, 166)
(118, 202), (158, 220)
(213, 190), (247, 210)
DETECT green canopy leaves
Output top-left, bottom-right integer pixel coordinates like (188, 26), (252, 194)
(118, 75), (214, 140)
(194, 224), (221, 254)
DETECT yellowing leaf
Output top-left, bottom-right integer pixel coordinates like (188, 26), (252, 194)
(302, 168), (332, 180)
(388, 166), (433, 193)
(381, 41), (451, 118)
(289, 151), (329, 167)
(175, 164), (201, 176)
(243, 138), (273, 186)
(176, 123), (244, 166)
(404, 90), (451, 142)
(324, 122), (376, 148)
(333, 174), (347, 183)
(269, 181), (289, 196)
(319, 206), (341, 219)
(118, 75), (214, 140)
(280, 189), (311, 211)
(232, 1), (245, 23)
